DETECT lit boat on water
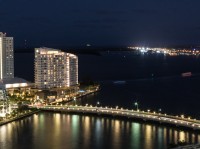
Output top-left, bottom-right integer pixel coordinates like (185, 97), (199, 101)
(181, 72), (192, 77)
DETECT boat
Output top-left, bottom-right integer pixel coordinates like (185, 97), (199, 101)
(181, 72), (192, 77)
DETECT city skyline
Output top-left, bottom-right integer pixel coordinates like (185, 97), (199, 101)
(1, 1), (200, 148)
(1, 1), (200, 48)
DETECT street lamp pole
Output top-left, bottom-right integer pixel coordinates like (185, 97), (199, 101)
(134, 102), (138, 111)
(96, 101), (100, 107)
(74, 97), (76, 105)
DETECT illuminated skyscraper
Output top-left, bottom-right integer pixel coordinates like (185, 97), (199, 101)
(0, 32), (14, 80)
(34, 47), (78, 89)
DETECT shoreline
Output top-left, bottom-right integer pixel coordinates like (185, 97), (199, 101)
(52, 87), (100, 105)
(0, 87), (99, 126)
(0, 110), (41, 126)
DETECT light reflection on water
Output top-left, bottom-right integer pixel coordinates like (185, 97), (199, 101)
(83, 116), (90, 148)
(112, 120), (120, 149)
(0, 113), (200, 149)
(131, 123), (141, 148)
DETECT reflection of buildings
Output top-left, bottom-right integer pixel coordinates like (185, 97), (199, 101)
(34, 47), (78, 89)
(0, 32), (14, 79)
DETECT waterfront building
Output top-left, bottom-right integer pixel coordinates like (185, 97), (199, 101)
(2, 77), (34, 100)
(0, 32), (14, 80)
(3, 77), (31, 89)
(0, 84), (7, 101)
(34, 47), (78, 89)
(0, 84), (9, 117)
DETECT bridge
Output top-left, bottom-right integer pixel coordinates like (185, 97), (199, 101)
(30, 105), (200, 131)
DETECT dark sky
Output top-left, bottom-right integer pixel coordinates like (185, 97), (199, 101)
(1, 0), (200, 48)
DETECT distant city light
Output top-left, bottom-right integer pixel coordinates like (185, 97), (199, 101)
(128, 46), (200, 56)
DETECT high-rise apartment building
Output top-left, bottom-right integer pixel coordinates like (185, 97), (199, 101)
(0, 32), (14, 79)
(34, 47), (78, 89)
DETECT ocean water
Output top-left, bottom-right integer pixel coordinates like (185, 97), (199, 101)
(77, 51), (200, 118)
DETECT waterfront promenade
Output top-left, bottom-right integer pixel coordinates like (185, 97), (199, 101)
(30, 105), (200, 130)
(0, 110), (40, 126)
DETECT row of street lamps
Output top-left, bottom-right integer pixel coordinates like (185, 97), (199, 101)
(74, 98), (101, 107)
(73, 98), (163, 114)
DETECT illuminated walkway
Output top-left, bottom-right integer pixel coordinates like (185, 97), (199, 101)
(30, 105), (200, 130)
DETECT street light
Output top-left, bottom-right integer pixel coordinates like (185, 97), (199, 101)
(158, 108), (162, 113)
(96, 101), (100, 107)
(74, 97), (76, 105)
(134, 102), (139, 111)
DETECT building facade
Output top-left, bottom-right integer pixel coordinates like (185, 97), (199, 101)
(0, 32), (14, 80)
(34, 48), (78, 89)
(0, 84), (6, 101)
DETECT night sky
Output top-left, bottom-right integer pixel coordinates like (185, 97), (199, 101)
(1, 0), (200, 48)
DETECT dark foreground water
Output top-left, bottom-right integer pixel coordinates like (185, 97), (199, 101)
(0, 113), (200, 149)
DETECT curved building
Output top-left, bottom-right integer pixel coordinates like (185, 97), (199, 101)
(34, 47), (78, 89)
